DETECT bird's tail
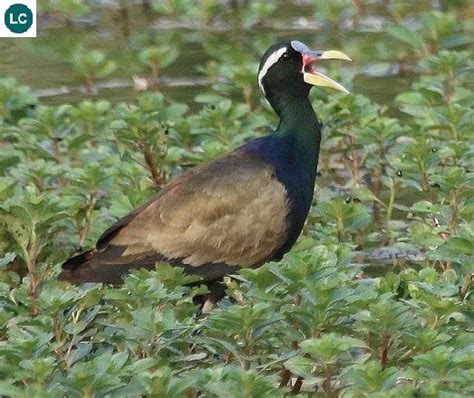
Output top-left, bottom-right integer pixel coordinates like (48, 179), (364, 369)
(61, 249), (95, 270)
(58, 249), (99, 284)
(58, 249), (161, 284)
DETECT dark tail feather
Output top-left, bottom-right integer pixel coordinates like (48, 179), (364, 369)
(62, 249), (95, 270)
(58, 249), (161, 284)
(58, 262), (151, 285)
(59, 249), (240, 285)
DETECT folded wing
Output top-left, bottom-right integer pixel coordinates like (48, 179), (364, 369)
(59, 150), (290, 284)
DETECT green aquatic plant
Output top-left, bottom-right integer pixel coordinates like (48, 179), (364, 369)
(71, 47), (117, 95)
(0, 186), (67, 315)
(200, 40), (263, 109)
(0, 1), (473, 396)
(311, 0), (359, 29)
(138, 44), (180, 85)
(38, 0), (91, 25)
(387, 10), (471, 64)
(0, 78), (37, 124)
(151, 0), (193, 20)
(110, 93), (188, 188)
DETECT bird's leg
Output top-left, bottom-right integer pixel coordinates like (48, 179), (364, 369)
(201, 298), (215, 314)
(193, 281), (227, 316)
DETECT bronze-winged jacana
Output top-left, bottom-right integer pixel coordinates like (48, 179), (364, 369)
(59, 40), (351, 302)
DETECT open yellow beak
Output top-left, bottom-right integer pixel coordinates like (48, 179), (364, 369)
(302, 50), (352, 94)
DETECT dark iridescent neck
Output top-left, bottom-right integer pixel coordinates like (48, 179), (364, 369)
(256, 90), (321, 261)
(269, 91), (321, 150)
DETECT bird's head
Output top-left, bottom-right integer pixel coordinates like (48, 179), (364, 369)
(257, 40), (351, 99)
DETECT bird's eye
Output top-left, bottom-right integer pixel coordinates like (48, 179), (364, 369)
(282, 52), (289, 60)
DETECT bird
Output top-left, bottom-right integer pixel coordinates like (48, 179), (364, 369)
(59, 40), (351, 301)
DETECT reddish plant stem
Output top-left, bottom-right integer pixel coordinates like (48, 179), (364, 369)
(78, 225), (88, 248)
(142, 0), (152, 17)
(279, 368), (291, 388)
(322, 365), (336, 397)
(346, 134), (361, 186)
(380, 333), (391, 368)
(243, 85), (253, 110)
(433, 217), (449, 242)
(372, 170), (382, 227)
(292, 292), (301, 350)
(143, 147), (164, 188)
(151, 65), (160, 87)
(84, 75), (94, 96)
(226, 352), (234, 365)
(449, 190), (459, 233)
(373, 143), (386, 228)
(459, 273), (472, 301)
(352, 0), (366, 14)
(52, 138), (62, 163)
(287, 293), (302, 391)
(117, 0), (130, 38)
(27, 244), (39, 316)
(78, 195), (96, 247)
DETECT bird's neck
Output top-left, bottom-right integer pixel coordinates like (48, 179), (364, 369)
(270, 92), (321, 156)
(259, 92), (321, 261)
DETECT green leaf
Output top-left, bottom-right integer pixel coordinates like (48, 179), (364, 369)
(387, 25), (426, 51)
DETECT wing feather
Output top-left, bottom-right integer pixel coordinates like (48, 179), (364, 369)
(111, 150), (290, 267)
(61, 149), (290, 282)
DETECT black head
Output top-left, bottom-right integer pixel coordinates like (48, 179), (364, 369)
(257, 40), (351, 100)
(258, 42), (306, 98)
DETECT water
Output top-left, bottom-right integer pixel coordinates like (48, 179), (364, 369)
(0, 1), (416, 109)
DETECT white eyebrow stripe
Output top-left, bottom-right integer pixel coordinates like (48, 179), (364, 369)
(258, 47), (287, 96)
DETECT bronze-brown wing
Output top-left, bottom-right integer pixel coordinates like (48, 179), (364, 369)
(59, 149), (290, 283)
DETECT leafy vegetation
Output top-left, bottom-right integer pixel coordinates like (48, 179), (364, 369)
(0, 0), (473, 396)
